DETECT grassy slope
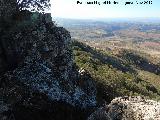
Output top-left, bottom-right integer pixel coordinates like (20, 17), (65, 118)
(72, 40), (160, 104)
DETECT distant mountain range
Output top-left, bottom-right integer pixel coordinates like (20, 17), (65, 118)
(53, 17), (160, 27)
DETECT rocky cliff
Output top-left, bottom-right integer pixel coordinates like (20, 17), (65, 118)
(0, 11), (96, 119)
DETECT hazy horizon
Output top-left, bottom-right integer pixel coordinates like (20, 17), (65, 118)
(53, 17), (160, 25)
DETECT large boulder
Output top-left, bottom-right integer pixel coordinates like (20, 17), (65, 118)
(88, 96), (160, 120)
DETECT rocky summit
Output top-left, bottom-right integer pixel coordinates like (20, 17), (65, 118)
(1, 4), (160, 120)
(0, 11), (96, 119)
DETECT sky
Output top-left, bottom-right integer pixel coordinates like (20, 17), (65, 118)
(51, 0), (160, 19)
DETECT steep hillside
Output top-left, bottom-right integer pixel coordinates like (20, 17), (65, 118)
(72, 40), (160, 104)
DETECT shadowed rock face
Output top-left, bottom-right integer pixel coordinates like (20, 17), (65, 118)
(0, 11), (96, 119)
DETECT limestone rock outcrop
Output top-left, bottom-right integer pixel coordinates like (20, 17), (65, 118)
(88, 96), (160, 120)
(0, 11), (96, 114)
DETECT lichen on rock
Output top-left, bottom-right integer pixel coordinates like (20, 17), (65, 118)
(0, 11), (97, 109)
(88, 96), (160, 120)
